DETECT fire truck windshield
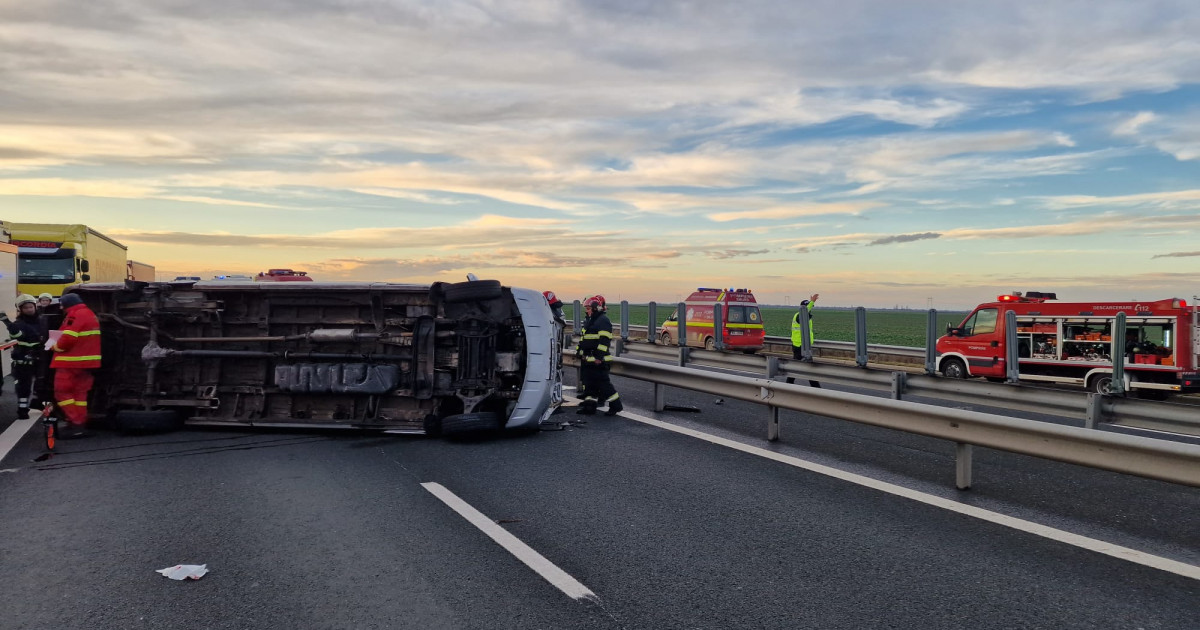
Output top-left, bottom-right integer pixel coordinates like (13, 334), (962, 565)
(962, 308), (998, 335)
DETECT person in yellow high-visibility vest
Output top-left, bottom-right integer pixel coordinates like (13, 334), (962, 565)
(787, 293), (820, 387)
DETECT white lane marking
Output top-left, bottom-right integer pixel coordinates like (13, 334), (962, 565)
(421, 482), (598, 601)
(0, 410), (41, 466)
(610, 405), (1200, 581)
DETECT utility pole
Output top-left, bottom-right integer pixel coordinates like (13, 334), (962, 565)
(785, 295), (790, 305)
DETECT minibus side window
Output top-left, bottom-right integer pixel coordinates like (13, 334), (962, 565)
(727, 306), (746, 323)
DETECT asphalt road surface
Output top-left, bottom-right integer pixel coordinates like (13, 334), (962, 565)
(1, 372), (1197, 630)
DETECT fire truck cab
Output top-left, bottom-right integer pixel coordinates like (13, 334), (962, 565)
(936, 292), (1199, 397)
(658, 288), (765, 352)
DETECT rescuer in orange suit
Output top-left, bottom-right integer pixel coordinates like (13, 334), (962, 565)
(51, 293), (102, 439)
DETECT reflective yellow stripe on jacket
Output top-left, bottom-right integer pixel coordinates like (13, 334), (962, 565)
(62, 330), (101, 337)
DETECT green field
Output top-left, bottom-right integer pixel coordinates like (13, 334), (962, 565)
(563, 304), (967, 347)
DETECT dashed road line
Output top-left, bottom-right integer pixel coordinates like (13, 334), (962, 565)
(421, 481), (599, 602)
(0, 411), (40, 466)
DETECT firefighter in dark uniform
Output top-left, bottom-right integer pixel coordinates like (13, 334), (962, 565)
(1, 294), (48, 419)
(576, 295), (622, 416)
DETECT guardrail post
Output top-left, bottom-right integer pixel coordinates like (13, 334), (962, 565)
(620, 300), (630, 342)
(613, 337), (624, 358)
(891, 371), (906, 400)
(573, 299), (582, 389)
(765, 356), (779, 379)
(1112, 312), (1126, 396)
(1005, 310), (1020, 384)
(648, 302), (658, 344)
(713, 306), (725, 351)
(653, 382), (666, 412)
(855, 306), (868, 367)
(956, 443), (973, 490)
(759, 386), (781, 441)
(925, 309), (938, 375)
(677, 346), (690, 367)
(799, 305), (813, 362)
(677, 302), (687, 348)
(1085, 393), (1102, 429)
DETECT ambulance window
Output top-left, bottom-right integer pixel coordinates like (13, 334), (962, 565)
(666, 309), (678, 322)
(727, 306), (746, 323)
(747, 307), (761, 323)
(963, 308), (998, 335)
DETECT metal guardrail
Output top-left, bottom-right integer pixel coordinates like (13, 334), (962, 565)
(567, 323), (926, 363)
(604, 341), (1200, 438)
(566, 353), (1200, 489)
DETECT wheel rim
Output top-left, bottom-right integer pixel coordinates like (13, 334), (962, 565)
(1095, 377), (1113, 394)
(705, 338), (714, 351)
(661, 333), (671, 345)
(944, 360), (964, 378)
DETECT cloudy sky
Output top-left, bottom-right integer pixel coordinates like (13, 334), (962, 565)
(2, 0), (1199, 308)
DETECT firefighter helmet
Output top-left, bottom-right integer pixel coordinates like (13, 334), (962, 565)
(542, 290), (561, 307)
(585, 295), (606, 311)
(15, 293), (36, 309)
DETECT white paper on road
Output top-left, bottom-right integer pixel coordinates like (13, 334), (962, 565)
(156, 564), (209, 580)
(43, 330), (62, 351)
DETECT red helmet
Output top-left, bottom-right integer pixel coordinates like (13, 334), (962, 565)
(542, 290), (562, 307)
(585, 295), (606, 310)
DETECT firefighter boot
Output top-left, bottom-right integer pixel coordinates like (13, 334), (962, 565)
(576, 399), (597, 415)
(604, 398), (623, 416)
(17, 406), (29, 420)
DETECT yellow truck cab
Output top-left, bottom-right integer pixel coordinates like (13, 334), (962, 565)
(8, 223), (127, 297)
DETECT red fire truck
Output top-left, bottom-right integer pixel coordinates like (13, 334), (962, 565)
(936, 292), (1199, 397)
(255, 268), (313, 282)
(658, 288), (766, 352)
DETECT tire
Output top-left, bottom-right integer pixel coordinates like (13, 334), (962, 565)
(704, 337), (716, 351)
(422, 414), (442, 438)
(1090, 374), (1114, 395)
(441, 412), (502, 438)
(941, 358), (967, 379)
(114, 409), (183, 434)
(659, 332), (672, 346)
(444, 280), (502, 303)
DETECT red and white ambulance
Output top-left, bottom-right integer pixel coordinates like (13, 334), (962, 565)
(936, 292), (1199, 397)
(657, 288), (766, 352)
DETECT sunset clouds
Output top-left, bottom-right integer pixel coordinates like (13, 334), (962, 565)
(2, 1), (1199, 307)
